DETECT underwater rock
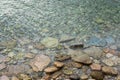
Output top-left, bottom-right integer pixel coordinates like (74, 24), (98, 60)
(41, 37), (59, 48)
(30, 54), (51, 72)
(83, 46), (103, 59)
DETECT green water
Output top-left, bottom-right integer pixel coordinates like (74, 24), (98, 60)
(0, 0), (120, 43)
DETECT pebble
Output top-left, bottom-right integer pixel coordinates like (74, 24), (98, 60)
(70, 74), (79, 80)
(0, 75), (9, 80)
(55, 54), (71, 61)
(83, 46), (103, 59)
(44, 66), (58, 73)
(80, 74), (89, 80)
(54, 61), (64, 68)
(102, 66), (118, 76)
(116, 75), (120, 80)
(90, 63), (101, 71)
(106, 53), (114, 58)
(102, 59), (114, 66)
(90, 71), (104, 80)
(0, 63), (6, 70)
(11, 76), (19, 80)
(30, 54), (51, 72)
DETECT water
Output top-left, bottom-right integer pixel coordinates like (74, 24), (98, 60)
(0, 0), (120, 44)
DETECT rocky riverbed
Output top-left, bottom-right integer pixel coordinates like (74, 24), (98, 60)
(0, 0), (120, 80)
(0, 38), (120, 80)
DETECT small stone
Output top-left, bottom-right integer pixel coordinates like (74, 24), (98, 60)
(90, 63), (101, 71)
(8, 52), (15, 58)
(11, 76), (19, 80)
(110, 45), (117, 50)
(55, 54), (71, 61)
(34, 43), (45, 50)
(54, 61), (64, 68)
(30, 54), (51, 72)
(80, 74), (88, 80)
(106, 53), (114, 58)
(0, 40), (17, 49)
(103, 48), (110, 53)
(102, 59), (114, 66)
(44, 66), (58, 73)
(71, 62), (82, 68)
(102, 66), (118, 76)
(0, 63), (6, 70)
(117, 75), (120, 80)
(41, 74), (50, 80)
(0, 75), (9, 80)
(41, 37), (59, 48)
(83, 46), (103, 59)
(24, 53), (35, 59)
(71, 50), (92, 64)
(70, 74), (79, 80)
(19, 74), (31, 80)
(90, 71), (104, 80)
(51, 71), (62, 79)
(30, 49), (38, 54)
(63, 68), (73, 75)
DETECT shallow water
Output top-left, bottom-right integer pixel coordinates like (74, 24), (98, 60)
(0, 0), (120, 45)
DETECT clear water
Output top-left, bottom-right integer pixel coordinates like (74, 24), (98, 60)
(0, 0), (120, 44)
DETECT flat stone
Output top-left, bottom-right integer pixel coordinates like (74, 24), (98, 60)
(70, 74), (79, 80)
(116, 75), (120, 80)
(51, 71), (62, 79)
(90, 63), (101, 71)
(34, 43), (45, 50)
(71, 50), (92, 64)
(24, 53), (35, 59)
(80, 74), (88, 80)
(41, 37), (59, 48)
(54, 61), (64, 68)
(55, 54), (71, 61)
(11, 76), (19, 80)
(19, 74), (31, 80)
(102, 66), (118, 76)
(106, 53), (114, 58)
(71, 61), (82, 68)
(8, 64), (31, 75)
(0, 75), (9, 80)
(90, 71), (104, 80)
(44, 66), (58, 73)
(30, 54), (51, 72)
(102, 59), (114, 66)
(0, 40), (17, 49)
(0, 63), (6, 70)
(83, 46), (103, 59)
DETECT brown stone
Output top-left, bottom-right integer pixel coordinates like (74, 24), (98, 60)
(0, 75), (9, 80)
(80, 74), (88, 80)
(71, 61), (82, 68)
(24, 53), (35, 59)
(41, 74), (50, 80)
(11, 76), (19, 80)
(55, 54), (71, 61)
(34, 43), (45, 50)
(102, 66), (118, 76)
(103, 48), (110, 53)
(30, 54), (51, 72)
(117, 75), (120, 80)
(90, 63), (101, 71)
(0, 63), (6, 70)
(51, 71), (62, 79)
(70, 74), (79, 80)
(90, 71), (104, 80)
(54, 61), (64, 68)
(44, 66), (58, 73)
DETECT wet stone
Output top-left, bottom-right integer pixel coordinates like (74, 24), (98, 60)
(54, 61), (64, 68)
(44, 66), (58, 73)
(71, 61), (82, 68)
(102, 66), (118, 76)
(63, 68), (73, 75)
(102, 59), (114, 66)
(69, 74), (79, 80)
(90, 63), (101, 71)
(0, 75), (9, 80)
(80, 74), (89, 80)
(0, 63), (6, 70)
(90, 71), (104, 80)
(30, 54), (51, 72)
(11, 76), (19, 80)
(51, 71), (62, 79)
(55, 54), (71, 61)
(83, 46), (103, 59)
